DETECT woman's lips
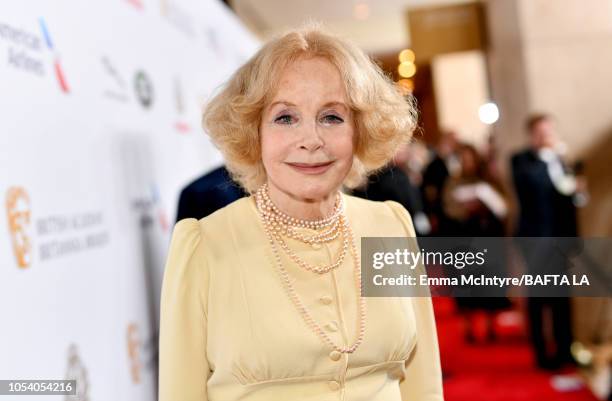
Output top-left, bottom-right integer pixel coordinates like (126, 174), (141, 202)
(286, 161), (334, 175)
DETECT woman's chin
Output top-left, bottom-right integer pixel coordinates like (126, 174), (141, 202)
(270, 168), (348, 200)
(287, 183), (338, 202)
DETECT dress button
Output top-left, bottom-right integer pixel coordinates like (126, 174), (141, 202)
(328, 380), (341, 391)
(311, 243), (322, 250)
(324, 321), (338, 332)
(329, 350), (342, 361)
(320, 295), (333, 305)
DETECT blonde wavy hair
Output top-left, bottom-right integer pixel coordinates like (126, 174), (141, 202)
(202, 22), (418, 194)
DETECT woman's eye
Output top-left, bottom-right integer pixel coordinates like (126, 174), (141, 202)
(321, 114), (344, 124)
(275, 114), (295, 125)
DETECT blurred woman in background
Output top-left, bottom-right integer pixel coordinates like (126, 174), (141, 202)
(442, 143), (510, 343)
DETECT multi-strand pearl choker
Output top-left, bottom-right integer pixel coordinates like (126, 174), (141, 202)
(255, 183), (348, 274)
(256, 182), (344, 230)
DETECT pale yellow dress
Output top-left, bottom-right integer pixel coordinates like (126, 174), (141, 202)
(159, 193), (444, 401)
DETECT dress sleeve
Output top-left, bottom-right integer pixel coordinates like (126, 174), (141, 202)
(385, 201), (445, 401)
(159, 218), (210, 401)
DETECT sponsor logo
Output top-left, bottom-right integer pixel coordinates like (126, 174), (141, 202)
(5, 186), (110, 268)
(133, 70), (154, 109)
(101, 56), (129, 102)
(0, 20), (44, 75)
(36, 211), (110, 262)
(38, 18), (69, 93)
(151, 184), (169, 232)
(125, 0), (144, 10)
(0, 18), (69, 92)
(174, 76), (190, 133)
(5, 186), (32, 268)
(131, 184), (169, 233)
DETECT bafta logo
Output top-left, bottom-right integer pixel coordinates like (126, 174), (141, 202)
(65, 344), (89, 401)
(5, 186), (32, 268)
(127, 323), (142, 384)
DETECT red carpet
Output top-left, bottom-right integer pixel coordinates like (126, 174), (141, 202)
(433, 298), (599, 401)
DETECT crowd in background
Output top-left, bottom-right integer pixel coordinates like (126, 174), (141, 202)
(352, 112), (588, 372)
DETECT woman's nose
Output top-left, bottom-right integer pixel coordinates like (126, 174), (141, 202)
(298, 122), (324, 151)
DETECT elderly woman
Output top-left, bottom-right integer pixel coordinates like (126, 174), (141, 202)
(159, 23), (443, 401)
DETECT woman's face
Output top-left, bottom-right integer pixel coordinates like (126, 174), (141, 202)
(260, 56), (355, 201)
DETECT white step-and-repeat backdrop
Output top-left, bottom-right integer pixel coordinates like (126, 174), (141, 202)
(0, 1), (259, 399)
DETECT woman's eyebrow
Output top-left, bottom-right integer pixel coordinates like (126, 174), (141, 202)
(322, 101), (349, 112)
(268, 100), (296, 109)
(267, 100), (348, 112)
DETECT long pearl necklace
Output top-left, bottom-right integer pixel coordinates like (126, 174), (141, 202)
(254, 184), (366, 354)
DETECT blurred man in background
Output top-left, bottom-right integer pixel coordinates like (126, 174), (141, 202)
(176, 165), (247, 222)
(511, 113), (582, 371)
(422, 131), (460, 236)
(352, 142), (431, 235)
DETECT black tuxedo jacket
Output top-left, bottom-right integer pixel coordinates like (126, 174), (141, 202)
(510, 149), (577, 236)
(175, 165), (247, 222)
